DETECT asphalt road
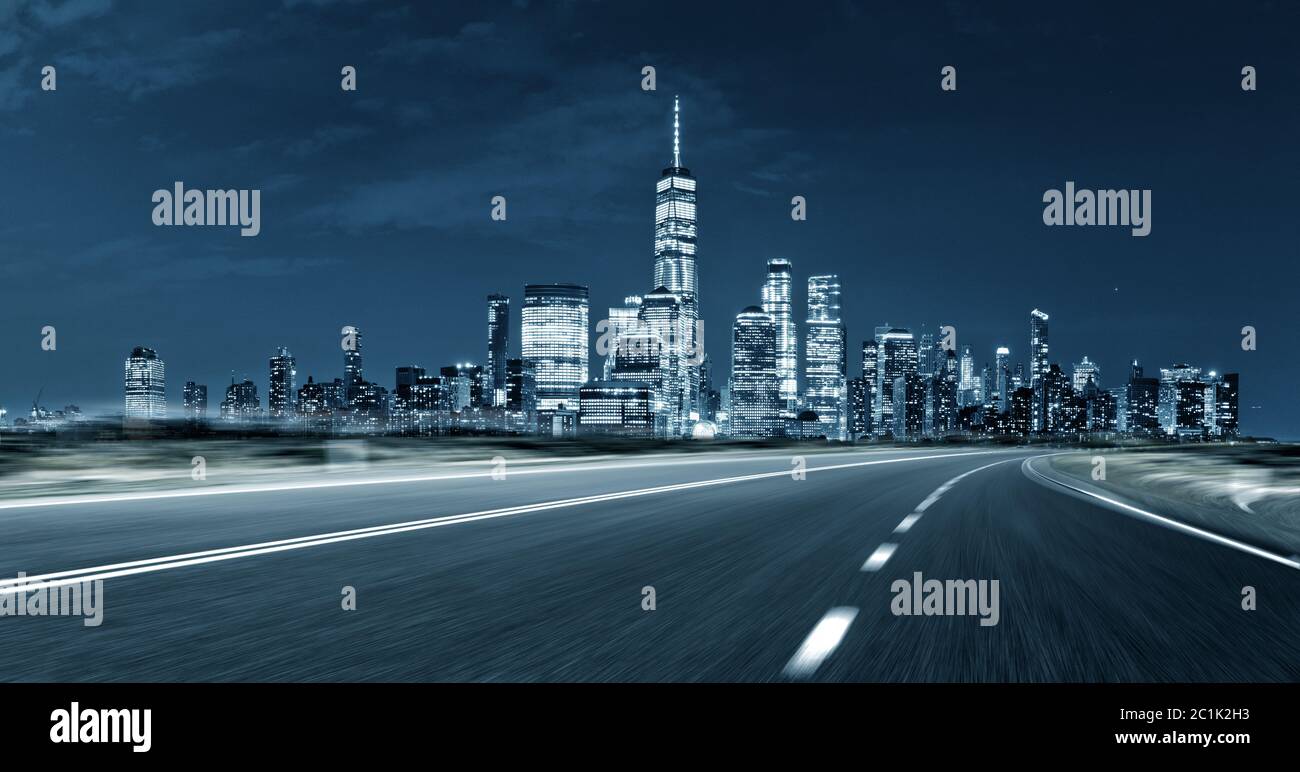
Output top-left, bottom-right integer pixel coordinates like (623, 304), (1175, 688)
(1, 445), (1297, 682)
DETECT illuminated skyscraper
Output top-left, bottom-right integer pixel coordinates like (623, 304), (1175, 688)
(1158, 363), (1200, 435)
(639, 286), (692, 437)
(1070, 356), (1100, 393)
(268, 346), (297, 419)
(342, 325), (363, 401)
(994, 346), (1010, 412)
(653, 97), (700, 419)
(522, 283), (589, 411)
(958, 344), (978, 406)
(873, 328), (916, 436)
(804, 274), (846, 440)
(762, 258), (797, 413)
(730, 307), (780, 438)
(182, 381), (207, 422)
(602, 295), (643, 380)
(1029, 309), (1049, 387)
(487, 294), (510, 407)
(861, 339), (878, 435)
(124, 346), (166, 419)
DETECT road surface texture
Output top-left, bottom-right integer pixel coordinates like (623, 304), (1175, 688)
(1, 446), (1297, 681)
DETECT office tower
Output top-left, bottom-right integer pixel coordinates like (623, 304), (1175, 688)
(1011, 362), (1025, 391)
(505, 358), (537, 430)
(1029, 309), (1050, 389)
(847, 377), (867, 439)
(873, 328), (917, 436)
(1176, 380), (1208, 435)
(219, 378), (260, 423)
(762, 258), (797, 412)
(639, 286), (692, 436)
(124, 346), (166, 419)
(928, 354), (959, 437)
(892, 373), (926, 439)
(1038, 364), (1067, 434)
(410, 376), (449, 412)
(1215, 373), (1239, 436)
(1088, 386), (1117, 433)
(603, 295), (643, 380)
(268, 347), (297, 419)
(1109, 386), (1129, 433)
(182, 381), (207, 422)
(1158, 363), (1201, 435)
(612, 329), (666, 435)
(994, 347), (1010, 412)
(917, 329), (935, 378)
(730, 307), (780, 438)
(698, 354), (721, 424)
(578, 381), (656, 437)
(957, 344), (977, 407)
(487, 294), (510, 407)
(522, 283), (589, 412)
(342, 325), (363, 401)
(861, 340), (878, 435)
(296, 377), (332, 431)
(804, 276), (846, 432)
(394, 366), (426, 404)
(440, 364), (486, 410)
(1125, 366), (1160, 436)
(1009, 386), (1034, 435)
(653, 96), (701, 419)
(1072, 356), (1100, 392)
(804, 275), (846, 440)
(321, 378), (347, 411)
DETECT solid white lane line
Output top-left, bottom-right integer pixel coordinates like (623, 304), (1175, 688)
(0, 447), (950, 512)
(783, 607), (859, 678)
(894, 513), (923, 533)
(0, 450), (1015, 592)
(1022, 456), (1300, 571)
(861, 543), (897, 572)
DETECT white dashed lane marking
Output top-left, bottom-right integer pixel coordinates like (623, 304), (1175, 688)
(783, 607), (859, 678)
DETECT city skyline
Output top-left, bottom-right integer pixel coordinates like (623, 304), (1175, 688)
(0, 2), (1294, 437)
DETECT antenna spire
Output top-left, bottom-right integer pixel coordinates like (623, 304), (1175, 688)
(673, 95), (680, 167)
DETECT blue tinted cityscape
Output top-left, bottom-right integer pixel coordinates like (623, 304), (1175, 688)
(43, 99), (1238, 445)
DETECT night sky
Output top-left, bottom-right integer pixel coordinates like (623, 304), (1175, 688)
(2, 0), (1296, 437)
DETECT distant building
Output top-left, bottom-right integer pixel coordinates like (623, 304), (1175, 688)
(804, 274), (846, 440)
(487, 294), (510, 407)
(124, 346), (166, 420)
(522, 283), (589, 411)
(873, 328), (916, 437)
(729, 306), (780, 438)
(296, 376), (332, 431)
(268, 347), (297, 419)
(182, 381), (207, 422)
(578, 381), (655, 437)
(1072, 356), (1100, 392)
(861, 339), (878, 435)
(342, 325), (363, 403)
(892, 373), (926, 439)
(762, 258), (797, 414)
(847, 376), (867, 439)
(505, 358), (537, 431)
(1158, 364), (1200, 435)
(220, 379), (260, 423)
(1215, 373), (1239, 437)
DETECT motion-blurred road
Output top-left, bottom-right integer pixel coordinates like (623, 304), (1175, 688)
(1, 446), (1297, 681)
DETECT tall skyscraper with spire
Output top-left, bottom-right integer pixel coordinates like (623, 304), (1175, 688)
(762, 258), (797, 414)
(653, 96), (700, 428)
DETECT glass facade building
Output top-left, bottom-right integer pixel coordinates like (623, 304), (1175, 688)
(522, 283), (589, 411)
(487, 294), (510, 407)
(653, 97), (700, 420)
(762, 258), (797, 413)
(268, 346), (297, 419)
(804, 274), (846, 440)
(729, 307), (780, 438)
(124, 346), (166, 419)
